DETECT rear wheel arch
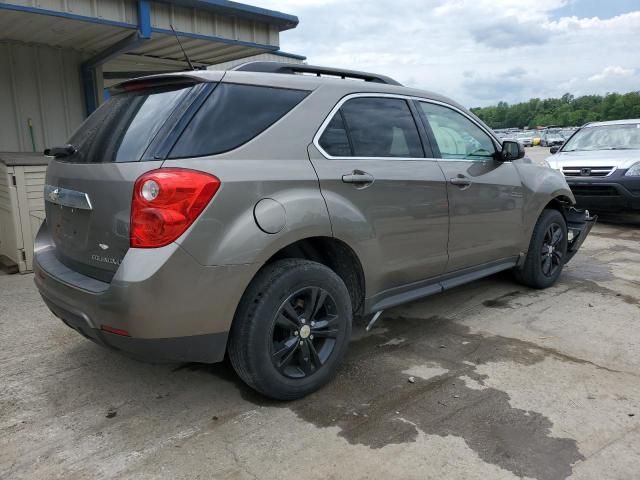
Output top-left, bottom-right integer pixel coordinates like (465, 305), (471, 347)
(259, 236), (366, 316)
(230, 236), (366, 334)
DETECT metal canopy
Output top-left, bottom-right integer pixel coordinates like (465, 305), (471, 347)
(0, 8), (135, 53)
(0, 1), (300, 112)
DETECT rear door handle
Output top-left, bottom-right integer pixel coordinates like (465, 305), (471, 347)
(450, 176), (472, 187)
(342, 170), (374, 186)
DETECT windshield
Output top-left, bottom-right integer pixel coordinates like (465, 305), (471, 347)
(562, 124), (640, 152)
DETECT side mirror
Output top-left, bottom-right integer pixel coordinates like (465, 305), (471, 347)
(550, 146), (560, 154)
(499, 140), (525, 161)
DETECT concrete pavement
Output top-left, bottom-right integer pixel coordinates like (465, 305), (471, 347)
(1, 148), (639, 479)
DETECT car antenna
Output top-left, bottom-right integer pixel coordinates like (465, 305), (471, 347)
(170, 24), (195, 71)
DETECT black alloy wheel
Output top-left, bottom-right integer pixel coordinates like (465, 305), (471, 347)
(541, 223), (564, 277)
(271, 287), (339, 378)
(514, 209), (568, 289)
(229, 259), (352, 400)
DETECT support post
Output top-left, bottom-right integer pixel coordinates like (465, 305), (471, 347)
(80, 0), (152, 115)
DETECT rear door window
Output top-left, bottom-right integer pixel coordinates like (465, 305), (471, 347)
(169, 84), (309, 158)
(319, 97), (424, 158)
(66, 83), (196, 163)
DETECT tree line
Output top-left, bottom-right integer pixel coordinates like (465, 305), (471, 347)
(470, 91), (640, 129)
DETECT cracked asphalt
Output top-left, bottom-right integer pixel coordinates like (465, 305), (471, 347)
(1, 148), (639, 479)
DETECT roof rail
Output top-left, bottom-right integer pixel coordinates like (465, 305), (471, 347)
(232, 61), (403, 86)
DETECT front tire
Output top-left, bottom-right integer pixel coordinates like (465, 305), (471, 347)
(228, 259), (352, 400)
(515, 209), (568, 289)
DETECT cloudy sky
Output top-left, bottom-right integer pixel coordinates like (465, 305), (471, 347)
(256, 0), (640, 108)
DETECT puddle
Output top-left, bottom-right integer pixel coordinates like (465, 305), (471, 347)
(192, 316), (586, 480)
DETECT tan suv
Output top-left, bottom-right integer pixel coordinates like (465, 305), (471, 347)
(35, 62), (595, 399)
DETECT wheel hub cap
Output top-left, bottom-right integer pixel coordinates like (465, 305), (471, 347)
(299, 325), (311, 339)
(271, 286), (340, 379)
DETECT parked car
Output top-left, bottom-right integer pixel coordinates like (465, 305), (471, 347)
(561, 128), (577, 141)
(531, 131), (542, 146)
(35, 63), (595, 400)
(547, 119), (640, 212)
(540, 130), (565, 147)
(516, 132), (533, 147)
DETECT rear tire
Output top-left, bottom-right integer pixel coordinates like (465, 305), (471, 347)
(228, 259), (352, 400)
(515, 209), (568, 289)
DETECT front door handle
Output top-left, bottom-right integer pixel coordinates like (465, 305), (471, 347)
(450, 176), (472, 187)
(342, 170), (375, 186)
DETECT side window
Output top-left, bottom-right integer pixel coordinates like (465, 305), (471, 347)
(319, 97), (424, 158)
(318, 112), (351, 157)
(170, 84), (309, 158)
(420, 102), (496, 161)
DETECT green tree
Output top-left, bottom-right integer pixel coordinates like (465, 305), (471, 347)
(471, 91), (640, 129)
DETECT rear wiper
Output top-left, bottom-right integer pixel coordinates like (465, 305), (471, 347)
(44, 144), (77, 158)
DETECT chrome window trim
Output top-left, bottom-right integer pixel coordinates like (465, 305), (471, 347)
(312, 92), (501, 161)
(44, 185), (93, 211)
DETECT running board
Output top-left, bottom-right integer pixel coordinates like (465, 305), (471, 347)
(364, 257), (519, 314)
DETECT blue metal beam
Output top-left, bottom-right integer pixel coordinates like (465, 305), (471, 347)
(151, 27), (279, 52)
(137, 0), (152, 39)
(81, 68), (98, 117)
(81, 1), (153, 115)
(83, 33), (148, 70)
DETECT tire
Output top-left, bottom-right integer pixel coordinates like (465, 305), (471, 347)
(228, 259), (352, 400)
(515, 209), (568, 289)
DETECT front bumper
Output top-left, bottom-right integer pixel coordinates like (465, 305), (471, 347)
(564, 208), (597, 264)
(565, 171), (640, 212)
(33, 221), (256, 363)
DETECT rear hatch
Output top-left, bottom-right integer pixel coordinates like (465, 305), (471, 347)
(44, 75), (215, 282)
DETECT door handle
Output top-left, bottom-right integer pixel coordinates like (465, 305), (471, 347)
(450, 176), (472, 187)
(342, 170), (374, 186)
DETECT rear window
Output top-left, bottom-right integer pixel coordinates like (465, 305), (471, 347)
(66, 84), (195, 163)
(169, 84), (309, 158)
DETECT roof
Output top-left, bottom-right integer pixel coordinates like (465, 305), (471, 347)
(113, 67), (468, 115)
(0, 152), (49, 167)
(158, 0), (298, 30)
(584, 119), (640, 127)
(0, 1), (297, 67)
(273, 51), (307, 61)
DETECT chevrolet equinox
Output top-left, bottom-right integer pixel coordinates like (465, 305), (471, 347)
(35, 63), (595, 399)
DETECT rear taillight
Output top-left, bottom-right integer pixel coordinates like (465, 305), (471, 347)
(130, 168), (220, 248)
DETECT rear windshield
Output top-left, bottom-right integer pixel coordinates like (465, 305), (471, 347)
(66, 83), (196, 163)
(169, 83), (309, 158)
(65, 82), (308, 162)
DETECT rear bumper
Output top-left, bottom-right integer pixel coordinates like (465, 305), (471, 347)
(566, 173), (640, 212)
(39, 291), (228, 363)
(34, 221), (256, 363)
